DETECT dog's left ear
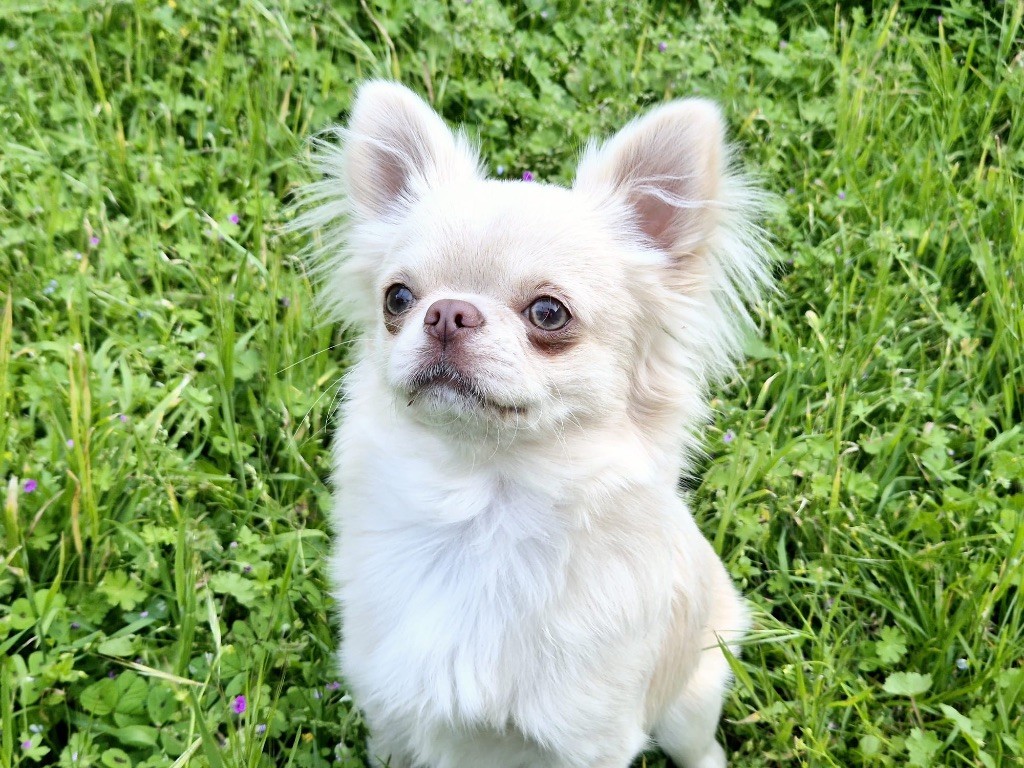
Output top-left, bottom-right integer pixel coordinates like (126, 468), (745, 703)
(574, 100), (725, 256)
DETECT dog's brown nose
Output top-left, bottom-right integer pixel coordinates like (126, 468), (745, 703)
(423, 299), (484, 345)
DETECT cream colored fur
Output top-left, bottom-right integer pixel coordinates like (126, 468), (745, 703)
(296, 81), (771, 768)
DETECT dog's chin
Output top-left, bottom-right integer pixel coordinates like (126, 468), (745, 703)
(398, 362), (528, 426)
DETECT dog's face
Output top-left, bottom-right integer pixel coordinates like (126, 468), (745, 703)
(309, 82), (763, 444)
(369, 180), (648, 433)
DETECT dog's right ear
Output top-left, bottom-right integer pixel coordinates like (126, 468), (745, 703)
(344, 81), (480, 219)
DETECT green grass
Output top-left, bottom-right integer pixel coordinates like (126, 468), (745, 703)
(1, 0), (1022, 766)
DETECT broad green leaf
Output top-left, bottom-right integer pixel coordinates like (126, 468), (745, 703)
(147, 684), (176, 726)
(114, 725), (160, 748)
(101, 747), (132, 768)
(907, 728), (942, 767)
(875, 626), (908, 666)
(9, 599), (34, 630)
(209, 572), (257, 606)
(939, 704), (986, 747)
(883, 672), (932, 697)
(80, 678), (118, 716)
(98, 572), (147, 612)
(97, 635), (137, 658)
(114, 672), (148, 715)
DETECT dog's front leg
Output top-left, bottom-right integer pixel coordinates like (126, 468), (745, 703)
(553, 722), (648, 768)
(366, 735), (414, 768)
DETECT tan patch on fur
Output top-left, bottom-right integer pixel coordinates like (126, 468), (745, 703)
(644, 539), (748, 727)
(645, 585), (702, 724)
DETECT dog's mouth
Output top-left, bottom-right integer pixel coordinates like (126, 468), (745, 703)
(405, 362), (521, 417)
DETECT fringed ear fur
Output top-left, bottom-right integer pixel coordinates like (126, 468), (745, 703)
(574, 98), (772, 401)
(343, 81), (480, 219)
(288, 82), (482, 329)
(574, 99), (726, 257)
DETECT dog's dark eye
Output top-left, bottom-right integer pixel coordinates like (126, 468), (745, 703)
(384, 284), (415, 315)
(526, 296), (570, 331)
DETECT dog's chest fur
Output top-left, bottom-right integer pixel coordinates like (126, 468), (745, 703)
(329, 408), (670, 758)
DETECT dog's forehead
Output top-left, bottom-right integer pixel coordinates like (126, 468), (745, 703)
(393, 180), (622, 293)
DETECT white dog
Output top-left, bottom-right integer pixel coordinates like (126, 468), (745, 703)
(299, 81), (770, 768)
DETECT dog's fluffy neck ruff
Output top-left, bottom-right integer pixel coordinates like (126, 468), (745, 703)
(341, 355), (688, 524)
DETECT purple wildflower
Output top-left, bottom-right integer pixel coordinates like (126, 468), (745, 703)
(837, 190), (846, 200)
(232, 695), (247, 714)
(256, 723), (267, 734)
(140, 610), (149, 618)
(89, 236), (100, 247)
(723, 430), (736, 444)
(243, 564), (253, 574)
(66, 438), (75, 448)
(228, 213), (240, 225)
(21, 740), (31, 750)
(23, 479), (38, 493)
(108, 671), (116, 679)
(118, 413), (129, 423)
(779, 40), (789, 49)
(522, 171), (534, 182)
(229, 541), (238, 549)
(658, 41), (668, 52)
(71, 621), (81, 629)
(326, 681), (342, 691)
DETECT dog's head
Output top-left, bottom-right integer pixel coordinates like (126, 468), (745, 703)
(302, 82), (768, 452)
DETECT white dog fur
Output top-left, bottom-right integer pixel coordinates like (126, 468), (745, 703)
(297, 81), (771, 768)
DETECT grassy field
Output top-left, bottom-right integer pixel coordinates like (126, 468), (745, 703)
(1, 0), (1022, 766)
